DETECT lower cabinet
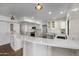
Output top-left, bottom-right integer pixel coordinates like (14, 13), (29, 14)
(10, 34), (22, 51)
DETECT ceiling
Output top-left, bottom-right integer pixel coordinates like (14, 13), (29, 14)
(0, 3), (73, 23)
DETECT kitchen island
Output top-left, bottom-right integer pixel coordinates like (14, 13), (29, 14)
(22, 36), (79, 56)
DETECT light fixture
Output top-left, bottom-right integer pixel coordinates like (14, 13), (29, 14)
(10, 16), (15, 34)
(48, 11), (52, 15)
(60, 11), (64, 14)
(11, 16), (15, 20)
(35, 3), (43, 11)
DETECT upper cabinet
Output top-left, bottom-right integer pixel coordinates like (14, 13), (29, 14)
(47, 19), (66, 34)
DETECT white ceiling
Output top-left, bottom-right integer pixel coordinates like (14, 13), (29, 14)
(0, 3), (73, 23)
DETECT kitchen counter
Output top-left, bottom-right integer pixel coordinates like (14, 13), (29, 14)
(23, 36), (79, 56)
(23, 36), (79, 50)
(8, 33), (79, 56)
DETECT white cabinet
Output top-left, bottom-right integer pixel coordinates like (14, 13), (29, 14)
(10, 23), (22, 51)
(10, 34), (22, 51)
(23, 41), (48, 56)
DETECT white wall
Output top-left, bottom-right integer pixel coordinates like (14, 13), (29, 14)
(0, 16), (10, 45)
(69, 8), (79, 40)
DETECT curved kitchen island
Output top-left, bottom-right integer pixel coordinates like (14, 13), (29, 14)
(23, 36), (79, 56)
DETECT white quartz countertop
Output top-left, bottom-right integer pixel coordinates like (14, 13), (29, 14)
(23, 36), (79, 50)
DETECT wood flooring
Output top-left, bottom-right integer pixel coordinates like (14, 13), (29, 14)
(0, 44), (23, 56)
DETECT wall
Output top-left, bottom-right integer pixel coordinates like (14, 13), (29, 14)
(0, 16), (10, 45)
(69, 11), (79, 40)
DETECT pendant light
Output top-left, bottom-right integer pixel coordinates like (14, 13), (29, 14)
(10, 16), (15, 34)
(11, 16), (15, 20)
(35, 3), (43, 11)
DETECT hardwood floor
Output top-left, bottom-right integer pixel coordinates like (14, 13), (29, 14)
(0, 44), (23, 56)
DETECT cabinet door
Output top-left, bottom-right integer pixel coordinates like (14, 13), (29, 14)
(10, 34), (22, 51)
(14, 24), (20, 34)
(10, 35), (15, 49)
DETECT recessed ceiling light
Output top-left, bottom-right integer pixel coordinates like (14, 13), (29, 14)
(48, 11), (52, 15)
(60, 11), (64, 14)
